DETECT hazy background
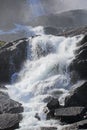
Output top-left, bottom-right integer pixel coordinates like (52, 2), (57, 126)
(0, 0), (87, 41)
(0, 0), (87, 27)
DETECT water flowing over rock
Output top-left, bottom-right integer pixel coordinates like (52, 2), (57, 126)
(5, 33), (83, 130)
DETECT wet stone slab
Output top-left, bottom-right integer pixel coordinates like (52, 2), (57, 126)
(39, 127), (57, 130)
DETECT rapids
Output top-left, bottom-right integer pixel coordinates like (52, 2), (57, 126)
(6, 27), (83, 130)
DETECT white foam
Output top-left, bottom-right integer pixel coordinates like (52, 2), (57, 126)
(7, 33), (84, 130)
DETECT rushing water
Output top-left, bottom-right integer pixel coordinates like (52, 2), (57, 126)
(6, 27), (83, 130)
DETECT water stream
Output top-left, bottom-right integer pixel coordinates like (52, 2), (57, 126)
(6, 28), (83, 130)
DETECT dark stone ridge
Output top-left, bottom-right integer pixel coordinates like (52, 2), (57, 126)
(39, 127), (57, 130)
(59, 26), (87, 37)
(44, 26), (62, 36)
(62, 119), (87, 130)
(69, 35), (87, 79)
(77, 34), (87, 46)
(54, 107), (86, 124)
(0, 113), (22, 130)
(0, 38), (28, 83)
(65, 80), (87, 107)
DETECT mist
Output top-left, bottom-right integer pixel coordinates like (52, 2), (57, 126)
(41, 0), (87, 14)
(0, 0), (87, 30)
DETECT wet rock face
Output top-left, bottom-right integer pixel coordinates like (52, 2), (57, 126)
(46, 97), (60, 119)
(0, 89), (23, 114)
(40, 127), (57, 130)
(65, 81), (87, 107)
(54, 107), (86, 124)
(47, 97), (60, 110)
(62, 119), (87, 130)
(69, 35), (87, 79)
(0, 86), (23, 130)
(0, 113), (22, 130)
(0, 38), (28, 83)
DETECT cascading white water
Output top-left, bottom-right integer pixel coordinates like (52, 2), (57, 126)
(6, 28), (83, 130)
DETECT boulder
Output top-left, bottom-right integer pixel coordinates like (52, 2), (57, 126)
(65, 80), (87, 107)
(0, 113), (22, 130)
(0, 38), (28, 83)
(0, 91), (23, 114)
(62, 119), (87, 130)
(54, 107), (86, 124)
(46, 97), (60, 119)
(47, 97), (60, 110)
(69, 35), (87, 79)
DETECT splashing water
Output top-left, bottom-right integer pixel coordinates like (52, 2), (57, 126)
(6, 28), (83, 130)
(0, 24), (44, 36)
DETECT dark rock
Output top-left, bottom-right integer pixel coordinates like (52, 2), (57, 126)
(65, 81), (87, 107)
(39, 127), (57, 130)
(43, 96), (53, 103)
(46, 97), (60, 120)
(77, 35), (87, 46)
(0, 38), (28, 83)
(54, 107), (86, 124)
(62, 119), (87, 130)
(69, 35), (87, 79)
(46, 110), (55, 120)
(70, 71), (79, 84)
(47, 97), (60, 110)
(59, 26), (87, 37)
(0, 85), (8, 90)
(0, 91), (23, 114)
(0, 113), (22, 130)
(35, 113), (41, 121)
(44, 26), (61, 36)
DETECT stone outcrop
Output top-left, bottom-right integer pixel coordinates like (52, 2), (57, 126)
(62, 119), (87, 130)
(59, 26), (87, 37)
(47, 97), (60, 110)
(65, 81), (87, 107)
(39, 127), (57, 130)
(0, 38), (28, 83)
(46, 97), (60, 119)
(0, 86), (23, 130)
(69, 35), (87, 79)
(54, 107), (86, 124)
(0, 113), (22, 130)
(0, 92), (23, 114)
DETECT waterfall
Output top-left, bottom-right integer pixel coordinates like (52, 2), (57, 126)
(6, 27), (83, 130)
